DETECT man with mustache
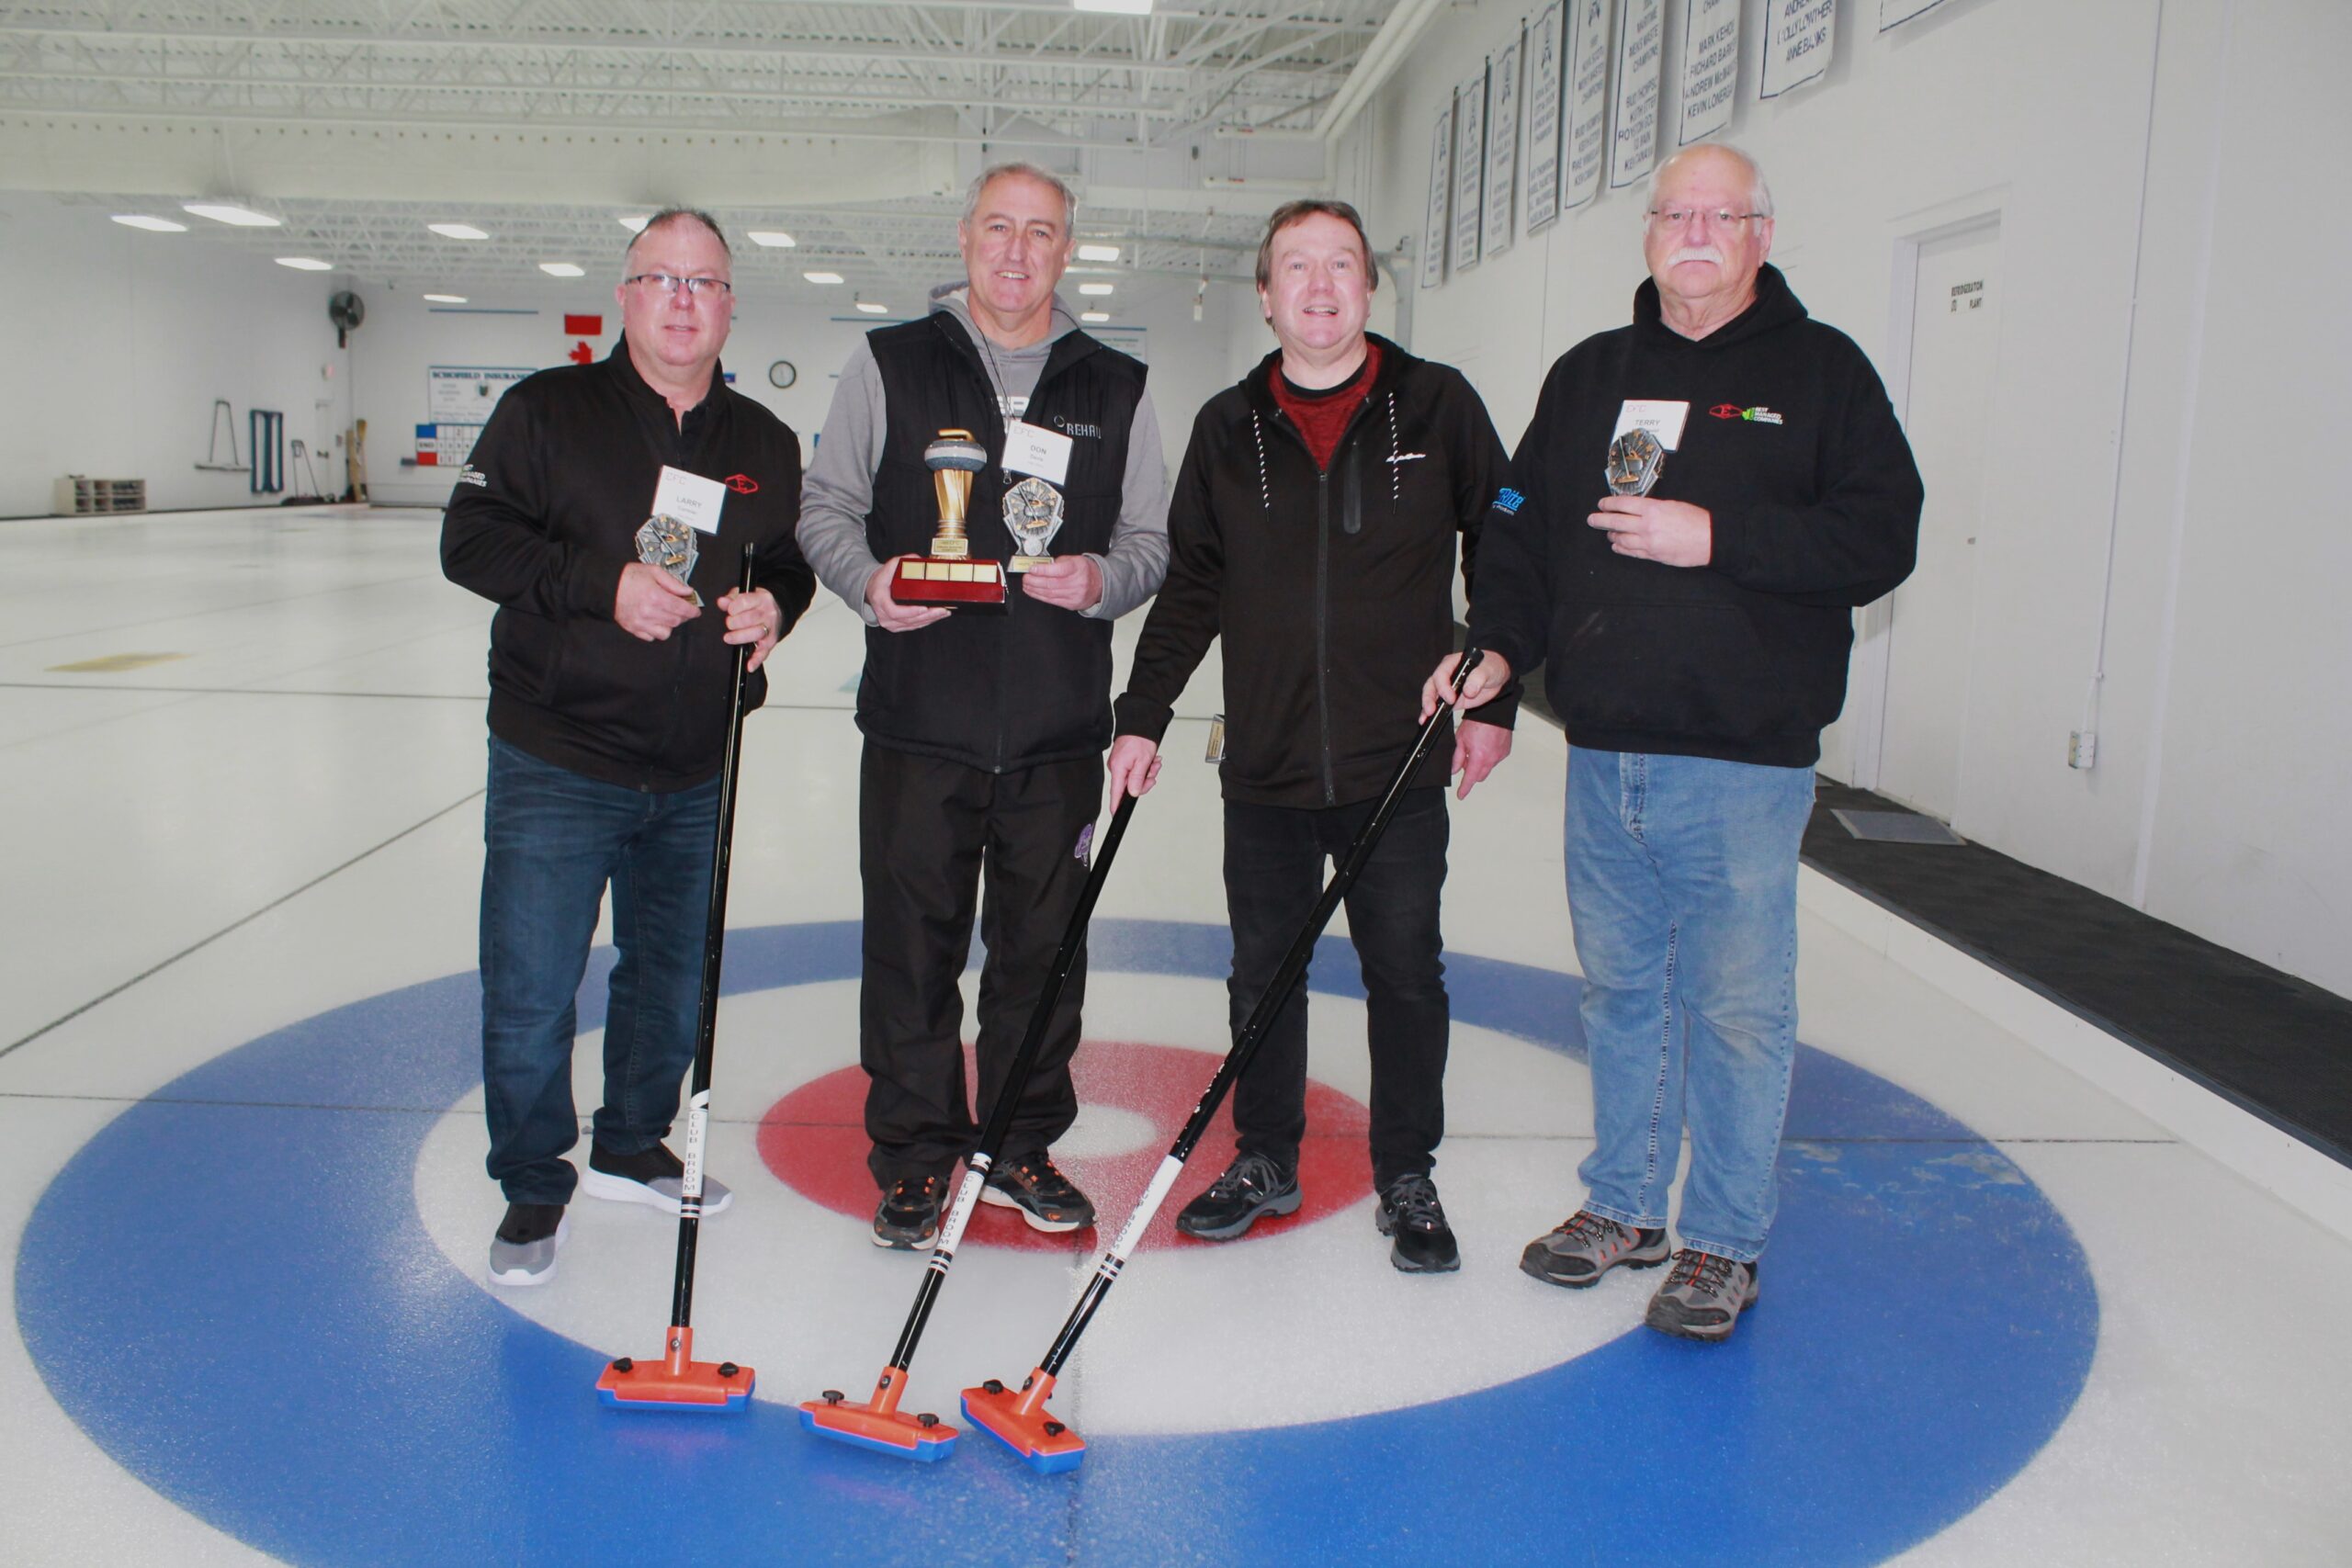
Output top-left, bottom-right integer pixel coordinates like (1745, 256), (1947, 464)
(1427, 144), (1921, 1339)
(797, 163), (1169, 1249)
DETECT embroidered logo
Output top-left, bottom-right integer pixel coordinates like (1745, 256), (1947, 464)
(1051, 416), (1102, 439)
(1711, 404), (1784, 424)
(725, 473), (760, 494)
(455, 465), (488, 488)
(1386, 451), (1427, 465)
(1493, 487), (1526, 513)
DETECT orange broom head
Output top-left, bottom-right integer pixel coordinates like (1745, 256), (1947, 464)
(595, 1326), (753, 1413)
(797, 1367), (956, 1461)
(960, 1370), (1085, 1474)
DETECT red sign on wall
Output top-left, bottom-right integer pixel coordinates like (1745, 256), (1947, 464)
(563, 314), (604, 336)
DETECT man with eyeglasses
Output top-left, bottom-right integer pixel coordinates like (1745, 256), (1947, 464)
(797, 162), (1170, 1249)
(443, 207), (815, 1286)
(1426, 143), (1921, 1340)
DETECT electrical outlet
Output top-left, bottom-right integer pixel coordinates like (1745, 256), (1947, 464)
(2068, 730), (2098, 770)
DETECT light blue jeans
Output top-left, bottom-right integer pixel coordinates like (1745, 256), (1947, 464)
(1566, 747), (1814, 1263)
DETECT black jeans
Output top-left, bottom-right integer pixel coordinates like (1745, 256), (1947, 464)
(858, 743), (1102, 1189)
(1223, 786), (1451, 1193)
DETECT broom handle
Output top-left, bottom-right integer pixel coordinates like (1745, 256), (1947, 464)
(669, 544), (758, 1332)
(1034, 649), (1484, 1378)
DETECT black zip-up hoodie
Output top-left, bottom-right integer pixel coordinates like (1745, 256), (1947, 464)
(1470, 265), (1922, 767)
(441, 344), (815, 790)
(1114, 334), (1517, 808)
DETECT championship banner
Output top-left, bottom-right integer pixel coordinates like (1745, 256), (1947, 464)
(1880, 0), (1947, 29)
(1563, 0), (1614, 212)
(426, 366), (532, 425)
(1676, 0), (1740, 146)
(1762, 0), (1836, 98)
(1608, 0), (1665, 190)
(1452, 67), (1489, 275)
(1483, 28), (1525, 260)
(1421, 103), (1453, 288)
(1523, 2), (1566, 233)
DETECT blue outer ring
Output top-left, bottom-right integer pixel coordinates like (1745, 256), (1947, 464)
(17, 919), (2097, 1565)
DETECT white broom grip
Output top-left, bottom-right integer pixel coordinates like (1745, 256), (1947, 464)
(1108, 1155), (1185, 1262)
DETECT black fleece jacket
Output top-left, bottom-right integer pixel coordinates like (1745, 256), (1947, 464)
(441, 345), (815, 790)
(1115, 335), (1516, 808)
(1470, 265), (1922, 767)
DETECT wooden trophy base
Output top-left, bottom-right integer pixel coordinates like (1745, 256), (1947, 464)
(893, 555), (1007, 612)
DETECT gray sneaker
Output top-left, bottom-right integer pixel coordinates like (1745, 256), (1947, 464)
(1520, 1210), (1671, 1288)
(1644, 1248), (1760, 1342)
(582, 1142), (732, 1217)
(489, 1201), (568, 1287)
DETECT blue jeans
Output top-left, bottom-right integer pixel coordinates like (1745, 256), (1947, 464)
(1566, 747), (1813, 1263)
(479, 738), (718, 1205)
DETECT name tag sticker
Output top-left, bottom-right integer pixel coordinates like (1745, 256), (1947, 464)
(651, 465), (728, 534)
(1002, 420), (1074, 486)
(1611, 400), (1691, 451)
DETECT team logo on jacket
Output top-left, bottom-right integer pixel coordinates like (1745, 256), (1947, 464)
(1492, 487), (1527, 514)
(1710, 404), (1784, 423)
(725, 473), (760, 493)
(1074, 822), (1094, 865)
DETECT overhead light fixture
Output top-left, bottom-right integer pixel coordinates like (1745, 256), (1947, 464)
(617, 215), (650, 233)
(747, 230), (798, 248)
(540, 263), (586, 277)
(275, 256), (334, 271)
(854, 300), (889, 315)
(1073, 0), (1153, 13)
(803, 270), (844, 285)
(183, 201), (281, 228)
(111, 214), (187, 232)
(1076, 243), (1122, 263)
(1080, 310), (1111, 323)
(428, 222), (489, 240)
(423, 293), (469, 303)
(1079, 282), (1114, 296)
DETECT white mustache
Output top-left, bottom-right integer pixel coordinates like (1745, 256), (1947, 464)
(1668, 245), (1726, 267)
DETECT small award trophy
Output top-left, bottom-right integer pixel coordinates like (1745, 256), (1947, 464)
(1605, 427), (1667, 497)
(1002, 477), (1067, 572)
(890, 429), (1008, 612)
(635, 513), (704, 605)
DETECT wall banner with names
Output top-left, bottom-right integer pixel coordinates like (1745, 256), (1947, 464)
(1762, 0), (1836, 97)
(1421, 104), (1453, 289)
(1523, 2), (1566, 232)
(1453, 67), (1489, 275)
(1609, 0), (1665, 190)
(1484, 28), (1526, 259)
(1564, 0), (1614, 212)
(1677, 0), (1740, 146)
(1880, 0), (1947, 29)
(427, 366), (533, 425)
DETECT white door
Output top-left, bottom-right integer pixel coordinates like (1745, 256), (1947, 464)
(1868, 220), (2001, 821)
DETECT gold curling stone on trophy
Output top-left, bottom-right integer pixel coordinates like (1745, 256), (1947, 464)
(890, 428), (1008, 612)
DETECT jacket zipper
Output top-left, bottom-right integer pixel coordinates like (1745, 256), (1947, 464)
(1267, 384), (1385, 808)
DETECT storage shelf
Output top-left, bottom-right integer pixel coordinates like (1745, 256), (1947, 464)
(54, 477), (147, 515)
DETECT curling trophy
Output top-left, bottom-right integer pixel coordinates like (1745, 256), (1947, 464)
(635, 513), (704, 605)
(890, 428), (1008, 612)
(1605, 425), (1667, 497)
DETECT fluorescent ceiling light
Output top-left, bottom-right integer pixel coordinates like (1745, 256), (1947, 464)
(423, 293), (469, 303)
(1080, 310), (1111, 323)
(803, 270), (844, 285)
(112, 214), (187, 232)
(1076, 243), (1122, 263)
(854, 300), (889, 314)
(539, 262), (586, 277)
(183, 202), (281, 228)
(747, 230), (797, 248)
(617, 215), (650, 233)
(1079, 282), (1114, 296)
(1074, 0), (1152, 13)
(275, 256), (334, 271)
(428, 222), (488, 240)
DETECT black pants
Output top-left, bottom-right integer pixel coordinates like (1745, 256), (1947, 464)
(1223, 786), (1451, 1193)
(859, 742), (1102, 1189)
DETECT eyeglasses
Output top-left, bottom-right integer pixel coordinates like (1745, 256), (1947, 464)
(1646, 209), (1768, 230)
(624, 272), (733, 299)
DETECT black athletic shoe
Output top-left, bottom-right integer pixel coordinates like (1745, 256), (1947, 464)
(582, 1141), (732, 1217)
(1374, 1174), (1460, 1273)
(489, 1201), (567, 1286)
(872, 1175), (944, 1249)
(981, 1152), (1095, 1233)
(1176, 1152), (1301, 1240)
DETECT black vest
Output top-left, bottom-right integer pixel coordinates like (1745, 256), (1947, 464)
(861, 313), (1147, 772)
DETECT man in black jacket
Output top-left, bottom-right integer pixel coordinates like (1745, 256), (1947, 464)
(797, 164), (1170, 1248)
(1429, 145), (1921, 1337)
(1109, 200), (1515, 1272)
(443, 209), (815, 1286)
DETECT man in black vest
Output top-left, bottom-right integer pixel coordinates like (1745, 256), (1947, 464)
(799, 163), (1170, 1249)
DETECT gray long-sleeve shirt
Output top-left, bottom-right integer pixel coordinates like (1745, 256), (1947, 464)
(797, 285), (1170, 625)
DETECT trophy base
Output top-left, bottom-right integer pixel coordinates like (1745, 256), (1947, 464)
(892, 556), (1007, 612)
(1008, 555), (1055, 573)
